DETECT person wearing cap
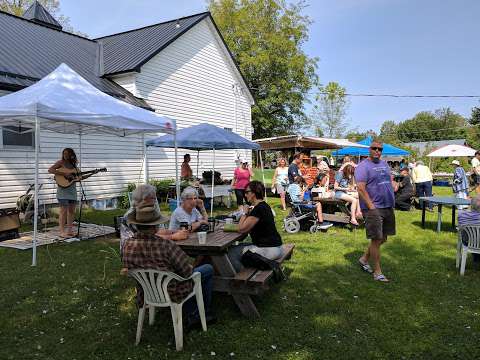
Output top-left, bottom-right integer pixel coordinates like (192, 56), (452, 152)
(393, 167), (414, 211)
(411, 160), (434, 211)
(452, 160), (469, 209)
(472, 151), (480, 194)
(122, 184), (215, 329)
(169, 187), (208, 231)
(231, 158), (254, 210)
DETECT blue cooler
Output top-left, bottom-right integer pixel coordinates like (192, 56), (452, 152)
(168, 199), (178, 212)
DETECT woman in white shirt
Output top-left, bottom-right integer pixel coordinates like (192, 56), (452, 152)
(271, 158), (289, 210)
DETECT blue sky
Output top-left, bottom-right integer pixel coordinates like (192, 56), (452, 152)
(61, 0), (480, 132)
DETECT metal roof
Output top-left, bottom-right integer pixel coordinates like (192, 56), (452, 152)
(0, 10), (151, 109)
(95, 12), (210, 75)
(23, 1), (62, 30)
(0, 8), (252, 108)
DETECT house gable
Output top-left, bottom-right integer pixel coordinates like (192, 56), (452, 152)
(97, 13), (254, 104)
(135, 18), (252, 133)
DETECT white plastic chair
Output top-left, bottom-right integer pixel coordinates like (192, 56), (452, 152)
(129, 269), (207, 351)
(456, 225), (480, 275)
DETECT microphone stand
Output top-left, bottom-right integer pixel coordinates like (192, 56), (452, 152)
(75, 166), (87, 239)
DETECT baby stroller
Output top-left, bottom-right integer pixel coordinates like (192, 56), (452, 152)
(283, 192), (329, 234)
(16, 183), (47, 224)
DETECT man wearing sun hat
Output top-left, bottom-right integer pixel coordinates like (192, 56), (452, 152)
(122, 184), (215, 328)
(452, 160), (469, 209)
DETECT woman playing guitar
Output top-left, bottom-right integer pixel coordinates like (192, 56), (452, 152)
(48, 148), (78, 238)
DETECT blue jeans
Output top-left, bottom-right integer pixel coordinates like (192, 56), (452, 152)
(416, 181), (433, 209)
(184, 264), (214, 318)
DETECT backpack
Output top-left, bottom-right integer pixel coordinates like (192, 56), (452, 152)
(240, 250), (285, 283)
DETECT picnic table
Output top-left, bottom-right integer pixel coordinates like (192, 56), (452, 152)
(312, 196), (351, 224)
(419, 196), (471, 232)
(175, 225), (294, 318)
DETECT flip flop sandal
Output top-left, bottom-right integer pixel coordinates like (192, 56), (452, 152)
(358, 260), (373, 274)
(373, 273), (390, 282)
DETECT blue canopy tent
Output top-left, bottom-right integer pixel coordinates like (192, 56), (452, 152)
(332, 137), (410, 157)
(146, 123), (260, 215)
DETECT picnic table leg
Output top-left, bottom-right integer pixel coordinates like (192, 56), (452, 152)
(437, 204), (442, 233)
(210, 254), (260, 318)
(452, 206), (456, 231)
(421, 200), (426, 229)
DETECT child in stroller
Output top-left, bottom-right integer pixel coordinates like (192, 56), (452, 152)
(283, 176), (333, 233)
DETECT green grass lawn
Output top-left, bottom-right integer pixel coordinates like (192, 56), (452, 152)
(2, 186), (480, 359)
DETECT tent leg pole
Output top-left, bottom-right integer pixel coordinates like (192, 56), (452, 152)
(32, 110), (40, 266)
(79, 131), (82, 170)
(174, 132), (180, 206)
(142, 134), (149, 184)
(76, 129), (83, 239)
(210, 148), (215, 217)
(196, 150), (200, 179)
(259, 150), (266, 200)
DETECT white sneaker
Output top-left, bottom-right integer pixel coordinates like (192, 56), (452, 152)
(318, 221), (333, 230)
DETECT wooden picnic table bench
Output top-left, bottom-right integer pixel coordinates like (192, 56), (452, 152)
(176, 226), (294, 318)
(230, 243), (295, 295)
(312, 197), (351, 224)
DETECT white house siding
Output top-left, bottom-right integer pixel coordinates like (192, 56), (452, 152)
(0, 116), (146, 208)
(111, 73), (137, 97)
(135, 18), (253, 180)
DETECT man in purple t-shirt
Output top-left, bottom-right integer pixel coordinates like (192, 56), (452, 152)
(355, 139), (396, 282)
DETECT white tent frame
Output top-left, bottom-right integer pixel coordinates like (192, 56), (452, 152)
(0, 65), (179, 266)
(27, 113), (179, 267)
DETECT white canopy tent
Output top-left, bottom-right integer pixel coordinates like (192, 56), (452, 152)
(427, 144), (477, 157)
(0, 64), (178, 266)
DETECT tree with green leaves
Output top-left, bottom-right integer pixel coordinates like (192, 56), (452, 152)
(396, 108), (467, 142)
(466, 106), (480, 150)
(311, 82), (348, 138)
(0, 0), (86, 36)
(344, 129), (377, 142)
(209, 0), (318, 139)
(379, 120), (399, 144)
(470, 107), (480, 126)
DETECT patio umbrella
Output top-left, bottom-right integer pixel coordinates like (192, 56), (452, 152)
(427, 144), (477, 157)
(147, 123), (260, 215)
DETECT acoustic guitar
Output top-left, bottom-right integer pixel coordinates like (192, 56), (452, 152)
(54, 167), (107, 188)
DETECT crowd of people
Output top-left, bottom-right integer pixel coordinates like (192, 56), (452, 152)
(48, 144), (480, 333)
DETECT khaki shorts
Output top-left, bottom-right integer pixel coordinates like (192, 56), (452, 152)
(363, 208), (396, 240)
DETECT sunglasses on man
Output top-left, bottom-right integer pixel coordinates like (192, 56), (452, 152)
(370, 146), (383, 152)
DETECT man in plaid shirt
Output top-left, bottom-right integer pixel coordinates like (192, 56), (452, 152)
(122, 184), (214, 327)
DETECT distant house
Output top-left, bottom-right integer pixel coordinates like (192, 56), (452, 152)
(0, 2), (254, 208)
(402, 139), (467, 156)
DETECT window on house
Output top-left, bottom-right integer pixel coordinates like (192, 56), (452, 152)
(1, 125), (35, 149)
(224, 127), (233, 132)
